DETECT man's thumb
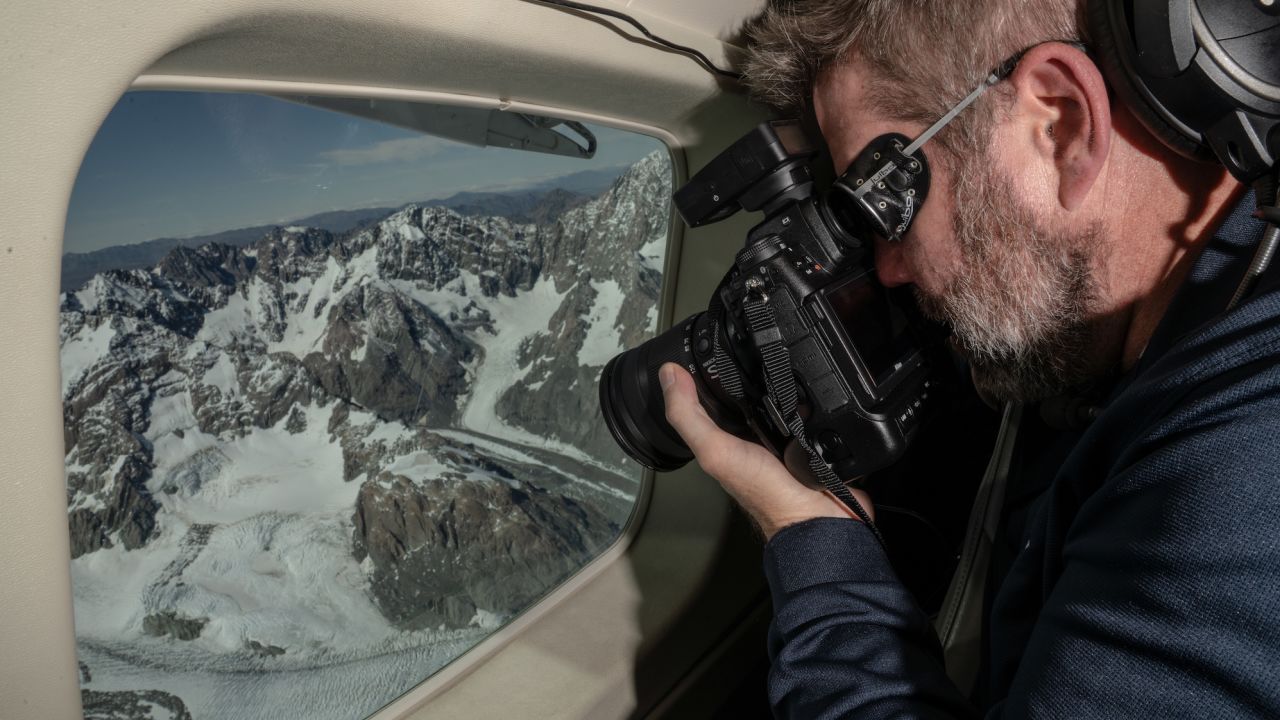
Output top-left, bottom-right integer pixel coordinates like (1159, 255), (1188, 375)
(659, 363), (718, 452)
(659, 363), (678, 392)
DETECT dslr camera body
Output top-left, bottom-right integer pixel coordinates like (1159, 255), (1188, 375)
(600, 120), (946, 485)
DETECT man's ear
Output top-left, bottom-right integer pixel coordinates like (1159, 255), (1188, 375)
(1006, 43), (1111, 211)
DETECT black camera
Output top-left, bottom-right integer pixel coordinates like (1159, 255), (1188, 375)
(599, 120), (946, 484)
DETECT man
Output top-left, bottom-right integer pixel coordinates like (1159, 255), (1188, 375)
(659, 0), (1280, 717)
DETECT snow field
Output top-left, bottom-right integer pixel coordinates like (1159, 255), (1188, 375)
(78, 629), (490, 720)
(159, 403), (352, 522)
(578, 279), (627, 368)
(269, 256), (344, 358)
(60, 321), (116, 394)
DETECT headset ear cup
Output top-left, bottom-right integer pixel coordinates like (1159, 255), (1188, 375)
(1087, 0), (1216, 162)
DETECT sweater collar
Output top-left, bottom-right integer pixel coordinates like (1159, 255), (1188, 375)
(1127, 190), (1269, 380)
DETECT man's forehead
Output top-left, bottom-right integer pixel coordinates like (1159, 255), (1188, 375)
(813, 62), (905, 169)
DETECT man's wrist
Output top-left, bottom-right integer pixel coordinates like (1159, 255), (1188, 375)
(761, 509), (860, 542)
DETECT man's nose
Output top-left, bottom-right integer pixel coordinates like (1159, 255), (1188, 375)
(873, 235), (912, 287)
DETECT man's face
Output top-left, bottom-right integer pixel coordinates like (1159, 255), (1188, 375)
(814, 62), (1109, 402)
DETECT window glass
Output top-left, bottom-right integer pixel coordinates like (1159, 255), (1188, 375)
(61, 91), (670, 720)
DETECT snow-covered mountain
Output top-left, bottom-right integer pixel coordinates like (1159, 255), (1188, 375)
(62, 152), (670, 719)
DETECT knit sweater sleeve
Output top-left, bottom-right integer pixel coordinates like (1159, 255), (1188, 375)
(763, 517), (978, 719)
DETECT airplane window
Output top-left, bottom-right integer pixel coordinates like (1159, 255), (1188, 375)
(60, 90), (670, 719)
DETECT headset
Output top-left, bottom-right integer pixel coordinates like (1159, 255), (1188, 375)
(1089, 0), (1279, 309)
(1088, 0), (1278, 182)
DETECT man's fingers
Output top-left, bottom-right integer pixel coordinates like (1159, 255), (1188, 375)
(658, 363), (857, 537)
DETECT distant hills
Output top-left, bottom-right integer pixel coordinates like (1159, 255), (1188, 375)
(60, 208), (392, 293)
(60, 165), (629, 292)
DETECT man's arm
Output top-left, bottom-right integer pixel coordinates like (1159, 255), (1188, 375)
(765, 517), (977, 719)
(660, 362), (976, 718)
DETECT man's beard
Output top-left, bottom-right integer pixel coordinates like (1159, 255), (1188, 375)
(914, 160), (1107, 403)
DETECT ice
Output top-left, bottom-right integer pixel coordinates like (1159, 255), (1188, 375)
(200, 354), (240, 396)
(73, 276), (108, 312)
(59, 321), (115, 394)
(578, 279), (626, 367)
(162, 404), (353, 524)
(395, 221), (426, 243)
(77, 630), (489, 720)
(469, 608), (505, 630)
(638, 232), (666, 273)
(196, 288), (256, 347)
(75, 402), (388, 659)
(72, 533), (183, 641)
(145, 380), (199, 442)
(269, 257), (343, 358)
(362, 417), (415, 445)
(433, 429), (544, 468)
(171, 512), (397, 655)
(150, 426), (222, 486)
(458, 274), (567, 435)
(385, 270), (571, 443)
(434, 429), (632, 500)
(341, 244), (382, 290)
(381, 451), (464, 486)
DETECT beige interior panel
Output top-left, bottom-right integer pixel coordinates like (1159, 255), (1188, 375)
(2, 1), (773, 718)
(627, 0), (767, 38)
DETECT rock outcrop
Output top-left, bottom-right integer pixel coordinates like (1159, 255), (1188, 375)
(81, 688), (192, 720)
(353, 471), (616, 629)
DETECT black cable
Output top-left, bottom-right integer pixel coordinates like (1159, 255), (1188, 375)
(523, 0), (743, 81)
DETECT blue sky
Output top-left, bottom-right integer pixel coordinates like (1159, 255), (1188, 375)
(64, 91), (665, 254)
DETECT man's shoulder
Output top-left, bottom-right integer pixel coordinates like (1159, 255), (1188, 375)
(1138, 281), (1280, 399)
(1090, 283), (1280, 489)
(1018, 287), (1280, 720)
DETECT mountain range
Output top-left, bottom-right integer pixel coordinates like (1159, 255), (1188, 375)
(62, 152), (668, 719)
(60, 164), (631, 293)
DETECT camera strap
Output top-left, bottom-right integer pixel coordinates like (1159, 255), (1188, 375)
(741, 287), (887, 549)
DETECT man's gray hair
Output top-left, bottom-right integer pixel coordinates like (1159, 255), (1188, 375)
(741, 0), (1086, 151)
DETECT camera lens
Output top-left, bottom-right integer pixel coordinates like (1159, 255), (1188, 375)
(599, 318), (698, 471)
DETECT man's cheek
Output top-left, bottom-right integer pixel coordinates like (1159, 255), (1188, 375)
(912, 284), (955, 324)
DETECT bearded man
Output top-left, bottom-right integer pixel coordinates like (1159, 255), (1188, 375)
(658, 0), (1280, 717)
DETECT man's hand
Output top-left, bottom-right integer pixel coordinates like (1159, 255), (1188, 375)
(659, 363), (870, 540)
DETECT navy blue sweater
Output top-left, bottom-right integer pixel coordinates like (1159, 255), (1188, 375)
(763, 195), (1280, 718)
